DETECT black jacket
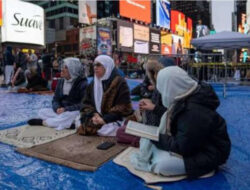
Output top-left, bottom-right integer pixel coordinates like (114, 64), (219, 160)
(52, 77), (88, 112)
(26, 75), (48, 91)
(3, 47), (14, 66)
(153, 83), (231, 178)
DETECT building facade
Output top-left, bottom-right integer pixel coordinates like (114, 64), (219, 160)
(31, 0), (78, 54)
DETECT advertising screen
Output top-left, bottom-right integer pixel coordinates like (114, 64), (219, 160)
(79, 26), (96, 54)
(171, 10), (186, 36)
(150, 29), (161, 54)
(134, 40), (149, 54)
(134, 24), (149, 41)
(184, 17), (192, 48)
(117, 20), (133, 52)
(79, 0), (97, 25)
(97, 27), (112, 56)
(156, 0), (170, 29)
(120, 0), (151, 23)
(161, 32), (183, 55)
(1, 0), (45, 46)
(196, 25), (209, 38)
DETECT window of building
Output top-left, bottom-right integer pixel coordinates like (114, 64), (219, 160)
(49, 20), (55, 28)
(70, 17), (76, 25)
(59, 17), (64, 30)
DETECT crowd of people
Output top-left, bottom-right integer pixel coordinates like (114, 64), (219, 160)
(0, 46), (231, 179)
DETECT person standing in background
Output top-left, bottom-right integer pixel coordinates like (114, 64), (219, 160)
(3, 46), (15, 85)
(176, 39), (183, 66)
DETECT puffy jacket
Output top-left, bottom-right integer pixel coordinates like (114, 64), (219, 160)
(153, 83), (231, 178)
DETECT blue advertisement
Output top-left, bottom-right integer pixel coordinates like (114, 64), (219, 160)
(156, 0), (170, 29)
(97, 27), (112, 56)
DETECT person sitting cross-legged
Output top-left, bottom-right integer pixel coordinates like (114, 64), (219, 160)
(77, 55), (133, 136)
(131, 66), (231, 178)
(28, 57), (88, 130)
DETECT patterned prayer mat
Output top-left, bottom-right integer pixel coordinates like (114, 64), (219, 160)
(17, 135), (127, 171)
(0, 125), (76, 148)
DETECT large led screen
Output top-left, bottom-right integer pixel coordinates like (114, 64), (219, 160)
(79, 0), (97, 25)
(120, 0), (151, 23)
(117, 20), (133, 52)
(156, 0), (170, 29)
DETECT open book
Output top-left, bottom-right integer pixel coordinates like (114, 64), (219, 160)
(125, 121), (159, 141)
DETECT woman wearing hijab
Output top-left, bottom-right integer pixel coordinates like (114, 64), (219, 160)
(116, 57), (175, 146)
(78, 55), (133, 136)
(131, 66), (231, 179)
(28, 58), (88, 130)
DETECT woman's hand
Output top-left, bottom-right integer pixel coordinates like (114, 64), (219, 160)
(92, 114), (105, 125)
(147, 85), (155, 91)
(139, 99), (156, 111)
(56, 107), (65, 114)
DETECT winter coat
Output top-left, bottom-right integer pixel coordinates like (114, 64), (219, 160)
(3, 47), (14, 66)
(79, 69), (133, 135)
(153, 83), (231, 178)
(81, 68), (133, 123)
(26, 75), (48, 91)
(52, 77), (88, 112)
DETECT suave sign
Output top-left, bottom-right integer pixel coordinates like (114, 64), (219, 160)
(1, 0), (45, 46)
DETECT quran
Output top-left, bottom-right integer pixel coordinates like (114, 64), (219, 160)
(125, 121), (159, 141)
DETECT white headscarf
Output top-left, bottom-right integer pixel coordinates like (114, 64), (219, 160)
(94, 55), (115, 113)
(62, 57), (84, 95)
(157, 66), (198, 108)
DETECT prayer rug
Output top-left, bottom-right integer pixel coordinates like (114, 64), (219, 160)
(0, 125), (76, 148)
(17, 134), (127, 171)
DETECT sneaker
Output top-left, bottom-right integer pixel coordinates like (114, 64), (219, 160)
(28, 119), (43, 126)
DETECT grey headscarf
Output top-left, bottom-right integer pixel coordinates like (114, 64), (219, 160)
(157, 66), (198, 108)
(62, 57), (84, 95)
(63, 57), (85, 80)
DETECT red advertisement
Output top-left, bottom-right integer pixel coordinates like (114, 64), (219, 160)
(171, 10), (185, 36)
(120, 0), (151, 23)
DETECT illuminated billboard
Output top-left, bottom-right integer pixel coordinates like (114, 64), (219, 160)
(161, 32), (183, 55)
(79, 26), (96, 55)
(1, 0), (45, 46)
(120, 0), (151, 23)
(79, 0), (97, 25)
(97, 27), (112, 56)
(150, 29), (161, 54)
(134, 24), (149, 41)
(196, 25), (209, 38)
(170, 10), (193, 49)
(156, 0), (170, 29)
(134, 40), (149, 54)
(117, 20), (133, 52)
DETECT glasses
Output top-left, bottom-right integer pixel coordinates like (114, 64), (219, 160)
(94, 62), (103, 67)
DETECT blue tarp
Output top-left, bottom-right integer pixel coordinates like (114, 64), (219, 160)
(0, 79), (250, 190)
